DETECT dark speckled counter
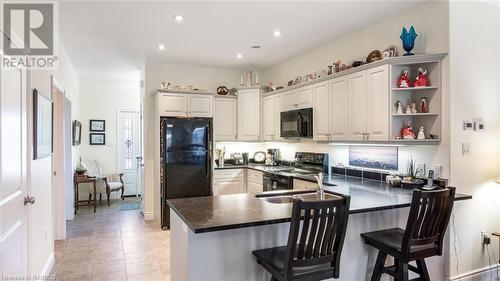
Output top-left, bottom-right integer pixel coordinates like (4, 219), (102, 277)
(167, 173), (471, 234)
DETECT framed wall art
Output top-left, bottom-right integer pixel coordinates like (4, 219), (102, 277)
(72, 120), (82, 146)
(89, 133), (106, 145)
(33, 89), (53, 159)
(89, 119), (105, 132)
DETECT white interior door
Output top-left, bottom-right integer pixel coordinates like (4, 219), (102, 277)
(117, 111), (141, 196)
(0, 62), (29, 277)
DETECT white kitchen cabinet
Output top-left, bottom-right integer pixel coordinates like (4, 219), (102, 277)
(348, 71), (367, 140)
(214, 97), (237, 141)
(273, 94), (283, 140)
(262, 95), (275, 141)
(237, 89), (261, 141)
(213, 169), (246, 196)
(348, 65), (389, 141)
(293, 178), (319, 190)
(284, 85), (312, 111)
(312, 81), (330, 140)
(262, 94), (283, 141)
(189, 94), (213, 117)
(158, 93), (213, 117)
(329, 76), (350, 140)
(366, 65), (389, 141)
(159, 93), (188, 117)
(246, 169), (263, 195)
(214, 181), (245, 195)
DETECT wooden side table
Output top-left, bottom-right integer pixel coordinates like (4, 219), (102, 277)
(73, 174), (97, 214)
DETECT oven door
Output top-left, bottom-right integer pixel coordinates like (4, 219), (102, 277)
(280, 108), (313, 138)
(263, 174), (291, 192)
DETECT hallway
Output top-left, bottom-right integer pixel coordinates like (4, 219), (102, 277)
(51, 199), (170, 281)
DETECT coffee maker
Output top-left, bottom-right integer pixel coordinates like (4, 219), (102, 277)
(267, 149), (281, 165)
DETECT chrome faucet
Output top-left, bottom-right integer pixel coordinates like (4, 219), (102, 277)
(314, 172), (324, 199)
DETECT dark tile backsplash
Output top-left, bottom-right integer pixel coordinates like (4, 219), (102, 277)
(363, 171), (382, 181)
(346, 169), (362, 178)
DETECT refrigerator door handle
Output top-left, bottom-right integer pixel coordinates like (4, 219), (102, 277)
(206, 152), (211, 178)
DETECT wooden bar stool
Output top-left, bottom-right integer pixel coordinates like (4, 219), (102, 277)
(253, 194), (350, 281)
(361, 186), (456, 281)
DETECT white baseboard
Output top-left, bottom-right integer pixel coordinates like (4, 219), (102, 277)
(41, 253), (54, 276)
(142, 211), (155, 220)
(449, 264), (500, 281)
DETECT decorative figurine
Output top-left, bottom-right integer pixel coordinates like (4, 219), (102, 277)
(411, 99), (417, 113)
(160, 81), (170, 89)
(417, 126), (426, 140)
(327, 65), (333, 75)
(398, 70), (412, 88)
(414, 67), (429, 87)
(333, 60), (341, 73)
(402, 120), (417, 140)
(421, 97), (428, 113)
(405, 105), (412, 114)
(400, 26), (418, 56)
(396, 101), (403, 115)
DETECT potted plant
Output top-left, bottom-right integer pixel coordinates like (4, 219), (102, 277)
(401, 157), (425, 188)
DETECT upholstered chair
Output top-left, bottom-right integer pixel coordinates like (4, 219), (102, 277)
(82, 159), (124, 206)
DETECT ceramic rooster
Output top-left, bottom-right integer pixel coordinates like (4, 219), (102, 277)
(400, 26), (417, 56)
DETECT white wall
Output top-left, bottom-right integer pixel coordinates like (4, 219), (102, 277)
(79, 80), (140, 174)
(28, 43), (80, 275)
(143, 62), (242, 220)
(447, 2), (500, 279)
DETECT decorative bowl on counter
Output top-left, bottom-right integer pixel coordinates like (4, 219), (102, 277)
(401, 179), (425, 189)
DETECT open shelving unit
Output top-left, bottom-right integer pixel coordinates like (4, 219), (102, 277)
(389, 55), (443, 143)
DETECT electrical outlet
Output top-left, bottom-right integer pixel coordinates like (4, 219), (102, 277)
(481, 231), (491, 245)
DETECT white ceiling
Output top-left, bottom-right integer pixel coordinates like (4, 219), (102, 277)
(59, 1), (421, 82)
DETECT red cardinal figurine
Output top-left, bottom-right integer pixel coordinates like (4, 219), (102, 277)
(401, 121), (416, 140)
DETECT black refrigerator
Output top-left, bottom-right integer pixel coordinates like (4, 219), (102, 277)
(160, 117), (212, 228)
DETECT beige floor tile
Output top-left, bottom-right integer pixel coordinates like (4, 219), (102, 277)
(56, 198), (170, 281)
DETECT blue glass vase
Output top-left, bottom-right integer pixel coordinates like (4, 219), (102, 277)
(400, 26), (417, 56)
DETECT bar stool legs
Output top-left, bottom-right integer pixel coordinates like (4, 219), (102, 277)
(370, 252), (386, 281)
(369, 252), (431, 281)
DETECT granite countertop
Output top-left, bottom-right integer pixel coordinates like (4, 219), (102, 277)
(167, 174), (472, 234)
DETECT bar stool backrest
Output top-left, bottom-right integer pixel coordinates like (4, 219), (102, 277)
(284, 195), (350, 279)
(402, 186), (456, 258)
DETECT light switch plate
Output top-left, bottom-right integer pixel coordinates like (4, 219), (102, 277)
(463, 121), (473, 130)
(462, 142), (471, 156)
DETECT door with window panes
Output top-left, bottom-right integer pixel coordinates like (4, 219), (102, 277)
(117, 111), (141, 196)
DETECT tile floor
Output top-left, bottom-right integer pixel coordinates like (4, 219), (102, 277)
(51, 198), (170, 281)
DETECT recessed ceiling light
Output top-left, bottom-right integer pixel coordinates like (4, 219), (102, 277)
(251, 45), (261, 49)
(158, 44), (165, 51)
(236, 53), (243, 59)
(273, 30), (282, 37)
(173, 15), (184, 22)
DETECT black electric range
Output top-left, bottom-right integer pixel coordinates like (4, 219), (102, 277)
(262, 152), (329, 192)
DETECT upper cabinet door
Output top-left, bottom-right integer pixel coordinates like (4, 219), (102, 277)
(262, 95), (275, 141)
(348, 71), (367, 140)
(214, 98), (237, 141)
(189, 94), (213, 117)
(237, 89), (261, 141)
(366, 65), (389, 141)
(273, 94), (283, 140)
(283, 90), (298, 111)
(312, 81), (330, 140)
(329, 76), (349, 140)
(296, 85), (313, 109)
(283, 86), (313, 111)
(159, 93), (188, 117)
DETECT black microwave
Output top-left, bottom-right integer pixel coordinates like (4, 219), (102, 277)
(280, 108), (313, 138)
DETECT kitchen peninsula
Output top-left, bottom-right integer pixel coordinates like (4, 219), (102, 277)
(167, 174), (471, 281)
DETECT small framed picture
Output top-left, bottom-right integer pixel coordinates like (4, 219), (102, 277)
(89, 119), (105, 132)
(72, 120), (82, 146)
(89, 133), (106, 145)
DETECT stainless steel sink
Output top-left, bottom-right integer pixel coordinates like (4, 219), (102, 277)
(262, 196), (295, 204)
(259, 191), (341, 204)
